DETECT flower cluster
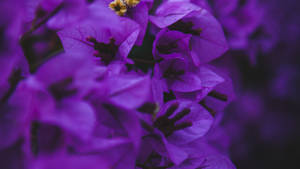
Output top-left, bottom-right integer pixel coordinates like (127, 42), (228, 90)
(0, 0), (235, 168)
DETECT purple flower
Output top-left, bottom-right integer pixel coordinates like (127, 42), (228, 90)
(138, 132), (188, 166)
(98, 73), (152, 109)
(137, 99), (214, 166)
(72, 100), (142, 169)
(90, 0), (152, 45)
(22, 57), (147, 168)
(58, 10), (140, 65)
(153, 58), (225, 103)
(172, 66), (226, 102)
(153, 29), (192, 60)
(190, 0), (211, 12)
(31, 153), (109, 169)
(25, 52), (97, 141)
(200, 69), (235, 116)
(154, 58), (202, 93)
(0, 9), (29, 148)
(24, 0), (88, 30)
(24, 122), (66, 157)
(126, 1), (152, 45)
(150, 1), (228, 65)
(0, 81), (32, 150)
(155, 100), (214, 144)
(0, 51), (28, 100)
(171, 141), (236, 169)
(0, 0), (28, 89)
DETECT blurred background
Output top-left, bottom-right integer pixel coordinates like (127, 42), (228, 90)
(208, 0), (300, 168)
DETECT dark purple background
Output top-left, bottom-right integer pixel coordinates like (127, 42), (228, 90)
(220, 0), (300, 168)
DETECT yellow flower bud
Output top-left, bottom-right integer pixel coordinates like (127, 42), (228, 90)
(124, 0), (140, 7)
(109, 0), (127, 16)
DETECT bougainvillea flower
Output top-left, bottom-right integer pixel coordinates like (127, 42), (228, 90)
(0, 2), (30, 148)
(199, 68), (235, 117)
(150, 1), (228, 65)
(149, 1), (199, 28)
(125, 1), (152, 45)
(72, 100), (142, 169)
(173, 66), (225, 102)
(23, 121), (67, 157)
(91, 0), (152, 45)
(72, 139), (138, 169)
(137, 99), (214, 166)
(25, 52), (97, 141)
(27, 122), (134, 169)
(47, 0), (88, 29)
(138, 132), (188, 166)
(0, 0), (24, 51)
(0, 0), (27, 88)
(58, 10), (140, 65)
(154, 58), (202, 93)
(0, 53), (24, 99)
(98, 73), (151, 109)
(31, 153), (109, 169)
(155, 100), (214, 145)
(24, 0), (88, 30)
(171, 141), (236, 169)
(92, 102), (141, 147)
(190, 0), (211, 11)
(0, 81), (32, 150)
(152, 29), (191, 60)
(153, 58), (225, 103)
(24, 101), (140, 169)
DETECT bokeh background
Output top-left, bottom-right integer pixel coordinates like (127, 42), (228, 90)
(209, 0), (300, 168)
